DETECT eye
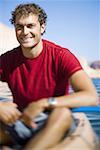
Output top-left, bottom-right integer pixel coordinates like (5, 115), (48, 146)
(27, 24), (35, 29)
(15, 24), (23, 30)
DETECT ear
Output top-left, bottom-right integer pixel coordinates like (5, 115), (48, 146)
(41, 24), (46, 35)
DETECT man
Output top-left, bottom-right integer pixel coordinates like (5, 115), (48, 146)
(0, 3), (98, 150)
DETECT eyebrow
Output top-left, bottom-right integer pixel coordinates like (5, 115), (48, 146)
(15, 23), (36, 26)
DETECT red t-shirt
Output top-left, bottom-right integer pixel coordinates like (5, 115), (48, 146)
(0, 39), (83, 110)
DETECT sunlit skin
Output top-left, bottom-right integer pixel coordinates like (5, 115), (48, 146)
(15, 14), (46, 58)
(0, 7), (98, 150)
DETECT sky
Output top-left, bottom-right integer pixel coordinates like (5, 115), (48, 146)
(0, 0), (100, 62)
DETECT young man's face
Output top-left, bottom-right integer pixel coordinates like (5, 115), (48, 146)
(15, 14), (45, 49)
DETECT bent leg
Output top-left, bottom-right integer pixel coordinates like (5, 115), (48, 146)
(25, 108), (72, 150)
(47, 113), (97, 150)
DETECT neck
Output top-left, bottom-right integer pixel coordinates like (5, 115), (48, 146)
(21, 40), (43, 59)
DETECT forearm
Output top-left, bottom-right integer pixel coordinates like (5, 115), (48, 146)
(54, 91), (98, 108)
(56, 70), (98, 109)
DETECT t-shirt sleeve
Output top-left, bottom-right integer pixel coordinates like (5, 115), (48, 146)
(59, 49), (83, 78)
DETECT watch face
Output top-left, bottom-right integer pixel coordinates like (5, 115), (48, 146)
(48, 97), (57, 106)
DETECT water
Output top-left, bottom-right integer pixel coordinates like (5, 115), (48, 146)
(92, 78), (100, 99)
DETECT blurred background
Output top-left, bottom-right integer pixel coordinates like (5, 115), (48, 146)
(0, 0), (100, 77)
(0, 0), (99, 62)
(0, 0), (100, 141)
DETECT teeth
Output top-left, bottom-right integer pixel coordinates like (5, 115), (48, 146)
(23, 38), (32, 40)
(24, 38), (31, 39)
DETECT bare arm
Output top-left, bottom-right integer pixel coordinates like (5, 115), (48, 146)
(22, 70), (98, 127)
(54, 70), (98, 108)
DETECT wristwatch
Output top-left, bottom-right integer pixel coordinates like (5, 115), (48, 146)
(48, 97), (57, 107)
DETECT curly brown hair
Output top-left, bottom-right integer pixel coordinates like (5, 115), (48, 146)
(10, 3), (47, 26)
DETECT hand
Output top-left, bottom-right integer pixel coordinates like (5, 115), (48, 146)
(21, 98), (48, 128)
(0, 101), (21, 125)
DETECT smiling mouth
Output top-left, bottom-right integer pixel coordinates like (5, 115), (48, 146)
(21, 37), (33, 42)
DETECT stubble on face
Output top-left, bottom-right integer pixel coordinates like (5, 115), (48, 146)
(15, 14), (45, 58)
(15, 15), (43, 48)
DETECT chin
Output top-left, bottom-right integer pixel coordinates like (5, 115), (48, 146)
(22, 43), (34, 48)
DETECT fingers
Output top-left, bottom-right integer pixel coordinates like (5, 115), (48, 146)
(20, 101), (45, 128)
(2, 113), (21, 125)
(21, 113), (37, 128)
(5, 110), (21, 124)
(30, 122), (37, 128)
(0, 101), (21, 125)
(0, 107), (21, 125)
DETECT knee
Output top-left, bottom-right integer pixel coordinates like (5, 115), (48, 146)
(47, 108), (72, 126)
(60, 108), (72, 117)
(55, 108), (73, 130)
(56, 108), (72, 124)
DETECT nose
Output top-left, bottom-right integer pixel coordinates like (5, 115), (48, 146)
(23, 26), (29, 35)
